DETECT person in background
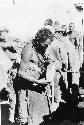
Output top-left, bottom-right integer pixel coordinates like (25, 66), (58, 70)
(51, 22), (81, 104)
(62, 32), (81, 102)
(0, 28), (13, 91)
(0, 29), (21, 125)
(61, 24), (67, 36)
(53, 21), (61, 33)
(48, 21), (69, 103)
(44, 18), (53, 27)
(44, 18), (54, 33)
(67, 22), (83, 67)
(45, 24), (69, 108)
(67, 23), (81, 50)
(0, 27), (9, 42)
(53, 21), (64, 41)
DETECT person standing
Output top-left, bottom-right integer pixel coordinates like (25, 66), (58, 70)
(62, 35), (81, 101)
(0, 29), (17, 125)
(67, 23), (83, 67)
(15, 28), (54, 125)
(45, 33), (68, 106)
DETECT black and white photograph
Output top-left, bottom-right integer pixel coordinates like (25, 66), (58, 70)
(0, 0), (83, 125)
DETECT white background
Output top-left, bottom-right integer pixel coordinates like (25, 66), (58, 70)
(0, 0), (83, 40)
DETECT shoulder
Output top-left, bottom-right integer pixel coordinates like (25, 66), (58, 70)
(21, 42), (33, 55)
(46, 38), (60, 55)
(21, 41), (34, 62)
(51, 37), (60, 47)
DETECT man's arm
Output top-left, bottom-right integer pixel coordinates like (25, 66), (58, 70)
(18, 43), (33, 73)
(18, 43), (51, 84)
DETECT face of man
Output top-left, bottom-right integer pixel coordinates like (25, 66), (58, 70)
(40, 38), (51, 55)
(44, 38), (51, 45)
(62, 25), (67, 32)
(44, 19), (53, 26)
(69, 23), (75, 32)
(53, 23), (62, 33)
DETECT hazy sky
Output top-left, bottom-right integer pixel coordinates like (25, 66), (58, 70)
(0, 0), (83, 40)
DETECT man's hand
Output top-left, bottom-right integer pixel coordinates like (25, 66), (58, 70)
(18, 71), (51, 85)
(34, 78), (51, 84)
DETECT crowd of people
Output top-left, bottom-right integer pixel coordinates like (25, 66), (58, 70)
(0, 19), (83, 125)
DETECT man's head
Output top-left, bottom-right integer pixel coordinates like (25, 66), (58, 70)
(68, 23), (75, 32)
(61, 25), (67, 36)
(44, 19), (53, 26)
(33, 28), (54, 54)
(0, 27), (9, 42)
(53, 21), (61, 32)
(61, 25), (67, 32)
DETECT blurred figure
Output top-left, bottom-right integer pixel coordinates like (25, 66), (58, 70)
(51, 22), (80, 103)
(67, 23), (83, 67)
(0, 45), (12, 90)
(6, 39), (22, 124)
(0, 30), (21, 124)
(50, 21), (68, 95)
(61, 25), (67, 36)
(67, 23), (81, 50)
(45, 31), (68, 109)
(0, 27), (9, 42)
(63, 36), (80, 92)
(0, 28), (12, 91)
(53, 21), (61, 33)
(53, 21), (63, 41)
